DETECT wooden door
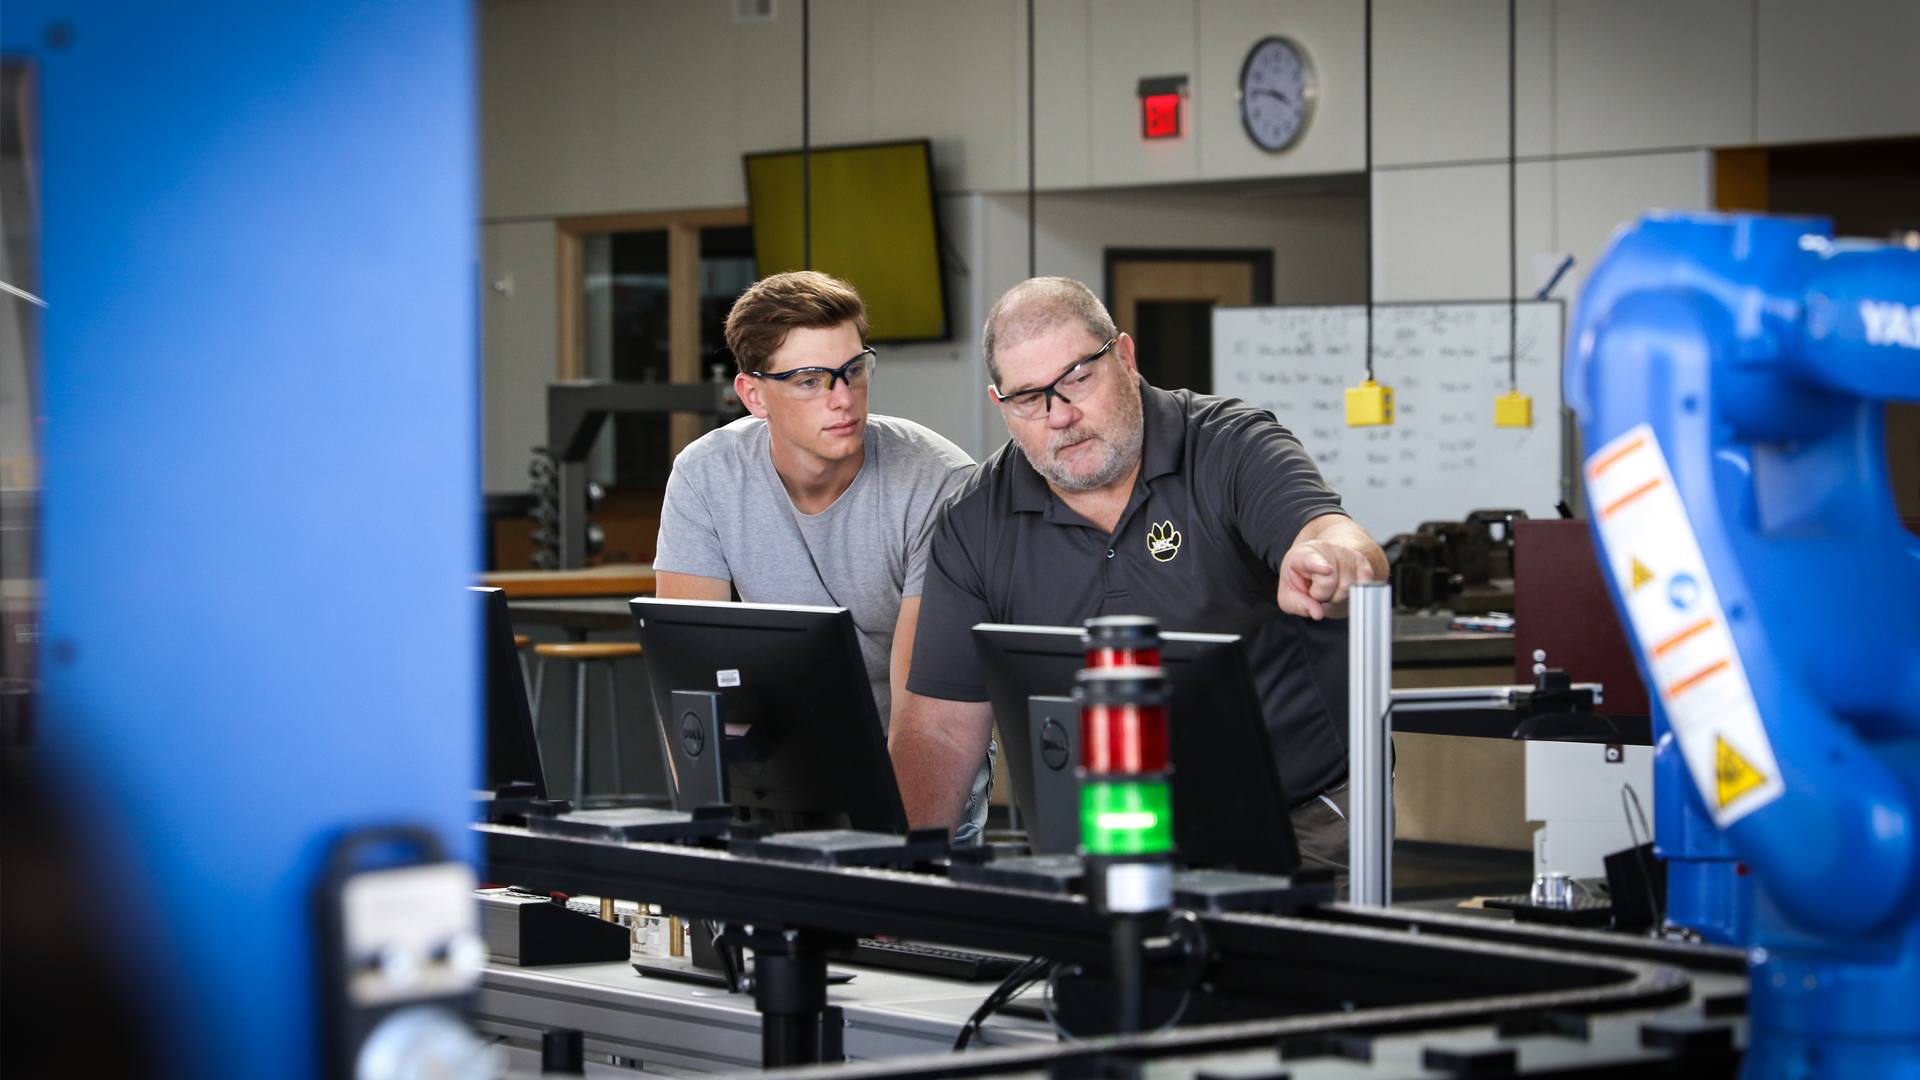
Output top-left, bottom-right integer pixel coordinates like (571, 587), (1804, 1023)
(1105, 250), (1272, 395)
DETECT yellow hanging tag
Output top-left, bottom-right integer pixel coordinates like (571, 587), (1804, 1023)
(1345, 380), (1394, 426)
(1494, 390), (1533, 428)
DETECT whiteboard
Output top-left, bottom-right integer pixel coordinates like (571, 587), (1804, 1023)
(1213, 301), (1565, 541)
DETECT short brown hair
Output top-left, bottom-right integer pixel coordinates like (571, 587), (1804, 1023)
(723, 270), (869, 373)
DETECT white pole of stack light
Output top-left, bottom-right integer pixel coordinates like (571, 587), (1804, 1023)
(1347, 582), (1394, 906)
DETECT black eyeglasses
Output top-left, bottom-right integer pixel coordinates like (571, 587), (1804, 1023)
(747, 347), (877, 400)
(989, 338), (1116, 420)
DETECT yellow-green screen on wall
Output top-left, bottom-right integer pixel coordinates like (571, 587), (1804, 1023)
(745, 141), (947, 341)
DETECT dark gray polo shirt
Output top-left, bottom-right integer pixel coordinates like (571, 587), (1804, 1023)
(907, 381), (1353, 803)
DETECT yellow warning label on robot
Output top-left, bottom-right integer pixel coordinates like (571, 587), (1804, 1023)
(1585, 423), (1785, 827)
(1630, 557), (1655, 591)
(1715, 736), (1768, 808)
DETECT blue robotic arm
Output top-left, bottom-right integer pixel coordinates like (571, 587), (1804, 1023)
(1570, 212), (1920, 1078)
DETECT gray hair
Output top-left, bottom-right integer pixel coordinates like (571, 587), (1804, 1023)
(982, 277), (1117, 385)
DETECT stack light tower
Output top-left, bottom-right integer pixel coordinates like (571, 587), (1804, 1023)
(1078, 616), (1176, 1034)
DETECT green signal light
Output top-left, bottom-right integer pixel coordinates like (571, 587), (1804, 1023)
(1081, 779), (1173, 855)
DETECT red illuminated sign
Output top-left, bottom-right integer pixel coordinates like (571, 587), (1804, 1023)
(1137, 75), (1187, 140)
(1142, 94), (1180, 139)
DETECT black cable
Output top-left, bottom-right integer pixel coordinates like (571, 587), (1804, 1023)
(953, 955), (1050, 1052)
(1363, 0), (1374, 383)
(1027, 0), (1037, 280)
(1507, 0), (1518, 391)
(1621, 785), (1663, 925)
(802, 0), (812, 270)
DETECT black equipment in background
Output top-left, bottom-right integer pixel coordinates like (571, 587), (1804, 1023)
(631, 598), (909, 833)
(474, 586), (547, 799)
(477, 889), (630, 967)
(1382, 508), (1527, 612)
(973, 624), (1301, 874)
(1605, 841), (1668, 933)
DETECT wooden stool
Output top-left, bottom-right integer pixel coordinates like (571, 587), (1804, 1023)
(532, 641), (644, 802)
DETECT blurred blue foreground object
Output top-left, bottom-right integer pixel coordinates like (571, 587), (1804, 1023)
(1569, 210), (1920, 1079)
(3, 2), (479, 1078)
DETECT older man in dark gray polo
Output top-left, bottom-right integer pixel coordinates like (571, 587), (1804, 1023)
(890, 277), (1386, 869)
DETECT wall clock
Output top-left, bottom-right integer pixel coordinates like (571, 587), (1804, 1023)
(1238, 36), (1315, 153)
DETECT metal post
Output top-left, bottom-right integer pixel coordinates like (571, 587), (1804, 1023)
(558, 458), (588, 569)
(605, 661), (624, 794)
(573, 661), (589, 803)
(1347, 582), (1393, 906)
(1112, 913), (1143, 1034)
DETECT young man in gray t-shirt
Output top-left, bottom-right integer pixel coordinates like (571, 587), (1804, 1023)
(653, 272), (979, 825)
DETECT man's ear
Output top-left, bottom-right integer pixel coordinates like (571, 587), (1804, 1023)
(736, 371), (771, 420)
(1115, 332), (1140, 377)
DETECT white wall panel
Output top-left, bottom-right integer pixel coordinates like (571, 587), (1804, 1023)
(1514, 159), (1559, 296)
(1196, 0), (1367, 180)
(1034, 0), (1093, 190)
(872, 0), (1024, 193)
(1371, 0), (1556, 166)
(733, 4), (809, 158)
(1514, 0), (1554, 158)
(1757, 0), (1920, 146)
(809, 0), (877, 148)
(481, 0), (619, 219)
(1372, 0), (1508, 166)
(609, 2), (767, 213)
(1554, 0), (1753, 155)
(1372, 163), (1509, 302)
(482, 221), (560, 493)
(1026, 186), (1367, 304)
(1552, 150), (1708, 299)
(1089, 0), (1200, 186)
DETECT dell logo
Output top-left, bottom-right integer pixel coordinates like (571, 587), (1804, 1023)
(1040, 717), (1071, 771)
(680, 711), (707, 758)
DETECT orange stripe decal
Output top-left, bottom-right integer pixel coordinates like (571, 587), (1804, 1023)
(1589, 436), (1646, 478)
(1653, 618), (1715, 657)
(1667, 658), (1729, 698)
(1602, 478), (1660, 518)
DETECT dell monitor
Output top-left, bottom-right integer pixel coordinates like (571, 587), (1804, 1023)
(631, 598), (909, 834)
(972, 624), (1301, 874)
(474, 586), (548, 799)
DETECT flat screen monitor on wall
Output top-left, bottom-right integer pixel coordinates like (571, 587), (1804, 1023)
(743, 139), (949, 342)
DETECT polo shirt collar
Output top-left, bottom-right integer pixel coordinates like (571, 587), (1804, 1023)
(1006, 379), (1186, 514)
(1137, 382), (1185, 483)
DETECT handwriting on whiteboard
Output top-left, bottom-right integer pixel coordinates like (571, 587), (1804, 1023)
(1213, 302), (1564, 540)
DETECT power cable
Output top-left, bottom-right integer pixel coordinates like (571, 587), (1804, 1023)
(1027, 0), (1037, 280)
(802, 0), (812, 270)
(953, 955), (1050, 1051)
(1506, 0), (1518, 391)
(1362, 0), (1374, 382)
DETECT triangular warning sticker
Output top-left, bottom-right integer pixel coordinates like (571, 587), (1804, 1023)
(1630, 557), (1656, 591)
(1715, 736), (1767, 807)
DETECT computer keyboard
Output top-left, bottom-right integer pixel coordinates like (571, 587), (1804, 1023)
(845, 939), (1028, 982)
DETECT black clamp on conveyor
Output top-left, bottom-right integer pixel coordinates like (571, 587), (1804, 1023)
(478, 821), (1726, 1072)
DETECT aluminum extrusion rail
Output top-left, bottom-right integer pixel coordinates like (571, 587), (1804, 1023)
(479, 825), (1694, 1013)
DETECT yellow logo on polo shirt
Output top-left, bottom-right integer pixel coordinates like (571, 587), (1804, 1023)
(1146, 520), (1181, 562)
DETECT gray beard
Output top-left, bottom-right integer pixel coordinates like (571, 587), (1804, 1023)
(1026, 383), (1145, 493)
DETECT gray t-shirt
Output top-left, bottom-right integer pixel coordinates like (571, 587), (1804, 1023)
(654, 414), (975, 724)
